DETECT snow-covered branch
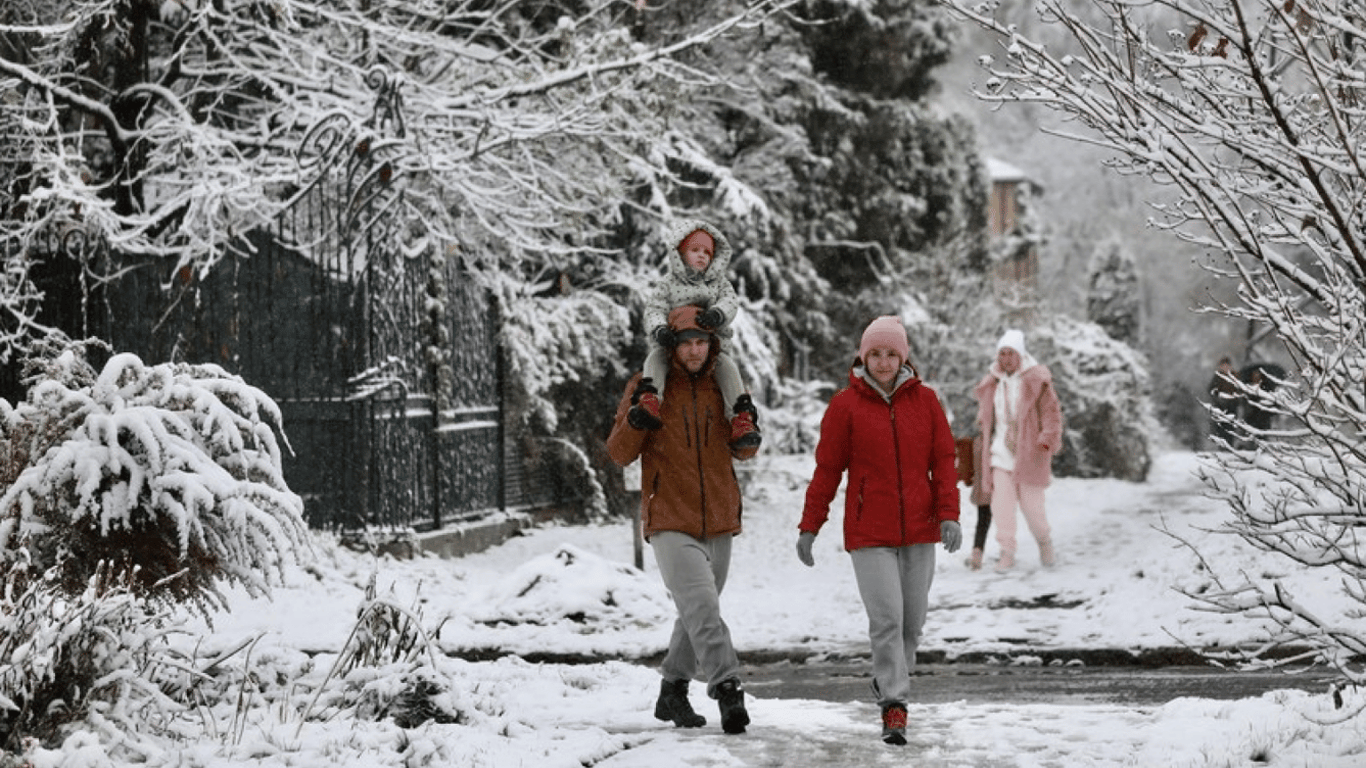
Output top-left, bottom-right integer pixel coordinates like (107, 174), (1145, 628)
(938, 0), (1366, 680)
(0, 0), (798, 355)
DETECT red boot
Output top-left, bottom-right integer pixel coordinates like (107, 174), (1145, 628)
(729, 395), (762, 449)
(881, 703), (908, 745)
(628, 382), (663, 430)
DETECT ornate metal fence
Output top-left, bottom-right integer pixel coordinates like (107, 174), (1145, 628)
(1, 73), (554, 533)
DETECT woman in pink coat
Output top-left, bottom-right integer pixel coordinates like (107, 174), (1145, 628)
(795, 316), (962, 745)
(973, 329), (1064, 571)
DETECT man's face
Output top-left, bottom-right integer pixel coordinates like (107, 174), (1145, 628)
(997, 347), (1021, 375)
(676, 336), (711, 373)
(680, 243), (713, 273)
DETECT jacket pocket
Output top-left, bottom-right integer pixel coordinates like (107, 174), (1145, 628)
(854, 476), (867, 522)
(642, 472), (660, 531)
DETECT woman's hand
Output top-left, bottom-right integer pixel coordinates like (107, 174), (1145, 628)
(939, 521), (962, 553)
(796, 531), (816, 567)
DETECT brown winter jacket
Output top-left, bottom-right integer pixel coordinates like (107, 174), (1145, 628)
(606, 344), (757, 541)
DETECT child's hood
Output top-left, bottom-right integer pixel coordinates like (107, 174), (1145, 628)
(664, 219), (733, 282)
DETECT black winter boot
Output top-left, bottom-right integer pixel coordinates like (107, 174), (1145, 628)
(654, 678), (706, 728)
(715, 677), (749, 734)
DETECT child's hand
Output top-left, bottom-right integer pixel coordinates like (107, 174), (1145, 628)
(652, 325), (675, 348)
(697, 307), (725, 330)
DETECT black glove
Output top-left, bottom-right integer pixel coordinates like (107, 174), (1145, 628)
(630, 379), (659, 404)
(652, 325), (675, 348)
(697, 307), (725, 331)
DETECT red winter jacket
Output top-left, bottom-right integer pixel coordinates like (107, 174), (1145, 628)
(800, 366), (960, 551)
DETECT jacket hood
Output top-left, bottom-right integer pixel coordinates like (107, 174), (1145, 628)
(663, 219), (734, 283)
(850, 360), (921, 400)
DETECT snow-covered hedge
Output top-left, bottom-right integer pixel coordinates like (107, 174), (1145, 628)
(1032, 315), (1156, 482)
(0, 339), (311, 614)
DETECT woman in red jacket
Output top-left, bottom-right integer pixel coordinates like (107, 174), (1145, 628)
(795, 316), (962, 746)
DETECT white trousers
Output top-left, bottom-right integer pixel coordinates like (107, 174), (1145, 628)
(991, 467), (1051, 557)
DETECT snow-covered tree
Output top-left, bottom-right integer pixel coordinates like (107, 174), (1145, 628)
(940, 0), (1366, 690)
(0, 0), (794, 356)
(1086, 235), (1141, 345)
(669, 0), (988, 382)
(0, 0), (809, 522)
(0, 335), (309, 614)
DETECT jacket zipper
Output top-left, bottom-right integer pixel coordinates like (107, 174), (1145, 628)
(691, 378), (707, 538)
(889, 391), (907, 545)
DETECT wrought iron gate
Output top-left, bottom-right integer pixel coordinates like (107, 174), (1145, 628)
(2, 73), (547, 533)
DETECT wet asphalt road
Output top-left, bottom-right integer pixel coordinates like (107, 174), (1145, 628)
(739, 660), (1340, 706)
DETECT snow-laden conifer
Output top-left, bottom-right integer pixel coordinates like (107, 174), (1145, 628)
(0, 336), (310, 614)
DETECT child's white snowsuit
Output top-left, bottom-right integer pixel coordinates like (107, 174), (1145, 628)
(643, 220), (745, 415)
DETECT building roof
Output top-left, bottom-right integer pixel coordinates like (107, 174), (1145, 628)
(985, 156), (1028, 181)
(985, 156), (1043, 195)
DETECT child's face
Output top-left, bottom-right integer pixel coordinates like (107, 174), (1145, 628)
(680, 242), (713, 273)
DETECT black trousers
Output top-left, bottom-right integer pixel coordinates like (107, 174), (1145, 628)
(972, 505), (992, 550)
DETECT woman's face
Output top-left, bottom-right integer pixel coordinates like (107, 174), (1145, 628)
(865, 346), (903, 390)
(997, 347), (1021, 375)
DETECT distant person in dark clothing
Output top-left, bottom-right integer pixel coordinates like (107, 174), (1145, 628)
(959, 433), (992, 571)
(1206, 356), (1241, 449)
(1242, 364), (1276, 435)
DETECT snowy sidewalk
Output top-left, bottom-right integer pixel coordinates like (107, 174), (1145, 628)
(69, 449), (1357, 768)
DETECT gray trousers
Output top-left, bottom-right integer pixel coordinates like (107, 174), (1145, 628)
(651, 531), (740, 698)
(850, 544), (936, 707)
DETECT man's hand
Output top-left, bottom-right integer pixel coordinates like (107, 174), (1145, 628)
(940, 521), (962, 553)
(697, 307), (725, 331)
(652, 325), (675, 348)
(796, 531), (816, 567)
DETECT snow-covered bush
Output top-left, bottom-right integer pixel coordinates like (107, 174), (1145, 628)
(0, 337), (310, 614)
(1031, 315), (1155, 482)
(0, 562), (181, 752)
(760, 378), (836, 455)
(1086, 236), (1141, 346)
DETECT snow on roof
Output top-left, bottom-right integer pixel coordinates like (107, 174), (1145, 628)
(985, 156), (1029, 181)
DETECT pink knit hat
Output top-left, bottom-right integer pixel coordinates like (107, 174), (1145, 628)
(858, 316), (909, 363)
(678, 229), (714, 257)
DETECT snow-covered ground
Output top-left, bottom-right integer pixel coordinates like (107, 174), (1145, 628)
(21, 450), (1365, 767)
